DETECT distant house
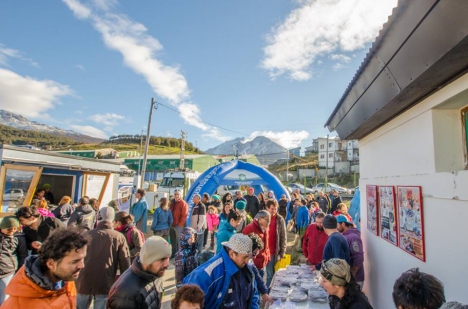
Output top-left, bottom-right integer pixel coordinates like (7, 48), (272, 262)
(289, 147), (301, 158)
(304, 138), (319, 155)
(316, 136), (358, 173)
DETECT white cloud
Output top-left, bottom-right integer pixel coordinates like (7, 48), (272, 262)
(69, 124), (108, 138)
(0, 44), (40, 68)
(261, 0), (397, 80)
(91, 0), (117, 11)
(0, 68), (72, 118)
(247, 130), (309, 149)
(75, 64), (85, 71)
(88, 113), (125, 126)
(202, 128), (230, 142)
(330, 54), (351, 63)
(332, 63), (347, 71)
(62, 0), (91, 19)
(177, 103), (208, 131)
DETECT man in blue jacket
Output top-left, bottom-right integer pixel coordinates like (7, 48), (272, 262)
(183, 233), (260, 309)
(316, 214), (350, 270)
(130, 188), (148, 233)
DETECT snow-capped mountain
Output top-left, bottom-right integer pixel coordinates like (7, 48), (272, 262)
(0, 110), (104, 143)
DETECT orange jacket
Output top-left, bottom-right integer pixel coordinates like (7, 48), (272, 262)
(170, 199), (188, 227)
(1, 266), (76, 309)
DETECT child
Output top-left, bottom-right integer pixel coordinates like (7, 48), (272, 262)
(0, 216), (28, 304)
(175, 227), (198, 288)
(206, 206), (220, 250)
(333, 203), (353, 222)
(171, 284), (204, 309)
(35, 200), (54, 218)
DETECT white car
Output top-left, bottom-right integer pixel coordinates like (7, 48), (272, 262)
(3, 189), (24, 201)
(312, 183), (351, 194)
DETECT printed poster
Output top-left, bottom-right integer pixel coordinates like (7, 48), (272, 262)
(379, 186), (397, 246)
(366, 185), (378, 236)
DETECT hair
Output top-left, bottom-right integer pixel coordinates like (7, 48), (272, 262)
(79, 196), (89, 205)
(255, 210), (271, 220)
(35, 189), (45, 196)
(266, 199), (278, 209)
(311, 202), (319, 208)
(258, 192), (265, 202)
(227, 209), (242, 223)
(38, 228), (88, 271)
(337, 203), (347, 210)
(208, 205), (218, 214)
(15, 206), (40, 219)
(247, 233), (264, 252)
(160, 197), (169, 209)
(315, 212), (326, 219)
(202, 193), (210, 200)
(392, 268), (445, 309)
(440, 302), (468, 309)
(222, 202), (231, 214)
(59, 196), (72, 206)
(291, 193), (298, 199)
(137, 188), (146, 197)
(115, 211), (134, 225)
(89, 198), (99, 210)
(307, 193), (314, 199)
(35, 200), (48, 209)
(339, 275), (366, 309)
(301, 199), (307, 206)
(222, 192), (232, 204)
(171, 284), (205, 309)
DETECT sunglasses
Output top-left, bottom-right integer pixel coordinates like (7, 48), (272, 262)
(321, 260), (346, 282)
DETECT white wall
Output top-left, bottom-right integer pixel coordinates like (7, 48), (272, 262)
(359, 73), (468, 307)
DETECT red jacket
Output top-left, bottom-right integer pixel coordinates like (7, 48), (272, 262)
(170, 199), (188, 227)
(333, 211), (353, 222)
(242, 220), (270, 269)
(302, 223), (328, 266)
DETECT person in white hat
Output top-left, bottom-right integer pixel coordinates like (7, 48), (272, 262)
(107, 236), (172, 309)
(184, 233), (260, 309)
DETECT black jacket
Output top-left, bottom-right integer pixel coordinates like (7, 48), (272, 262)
(22, 215), (64, 254)
(329, 290), (373, 309)
(244, 195), (260, 217)
(107, 257), (163, 309)
(331, 196), (343, 214)
(278, 199), (288, 218)
(52, 203), (74, 225)
(0, 232), (28, 278)
(67, 204), (96, 231)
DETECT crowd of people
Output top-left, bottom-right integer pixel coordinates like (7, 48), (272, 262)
(0, 185), (464, 309)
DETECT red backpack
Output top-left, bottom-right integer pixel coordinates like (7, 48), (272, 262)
(126, 226), (145, 249)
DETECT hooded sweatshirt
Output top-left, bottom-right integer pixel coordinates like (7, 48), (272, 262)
(342, 228), (364, 282)
(2, 255), (76, 309)
(67, 204), (96, 231)
(174, 228), (198, 287)
(216, 220), (236, 254)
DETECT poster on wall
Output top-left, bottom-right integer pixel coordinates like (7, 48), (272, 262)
(366, 185), (379, 236)
(397, 186), (425, 261)
(379, 186), (398, 246)
(84, 175), (106, 199)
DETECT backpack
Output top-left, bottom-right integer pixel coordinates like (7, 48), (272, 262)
(76, 210), (95, 230)
(126, 226), (145, 249)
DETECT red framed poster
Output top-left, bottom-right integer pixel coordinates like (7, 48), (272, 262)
(378, 186), (398, 246)
(397, 186), (425, 261)
(366, 185), (379, 236)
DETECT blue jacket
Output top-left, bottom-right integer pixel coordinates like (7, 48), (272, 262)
(183, 247), (259, 309)
(131, 198), (148, 233)
(151, 207), (173, 231)
(319, 232), (351, 269)
(295, 206), (310, 233)
(216, 220), (236, 254)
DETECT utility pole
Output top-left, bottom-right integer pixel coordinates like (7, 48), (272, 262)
(137, 129), (144, 178)
(233, 145), (238, 160)
(141, 98), (158, 187)
(180, 130), (186, 170)
(325, 134), (329, 190)
(286, 149), (290, 183)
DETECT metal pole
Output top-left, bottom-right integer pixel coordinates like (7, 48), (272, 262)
(141, 98), (157, 187)
(180, 130), (186, 170)
(286, 149), (289, 183)
(137, 129), (144, 178)
(325, 134), (329, 190)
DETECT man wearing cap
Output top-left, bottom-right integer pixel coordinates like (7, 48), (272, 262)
(302, 212), (328, 269)
(42, 183), (55, 204)
(244, 187), (260, 218)
(76, 206), (130, 309)
(184, 233), (260, 309)
(170, 189), (189, 258)
(107, 236), (171, 309)
(337, 214), (365, 287)
(233, 190), (246, 209)
(0, 216), (27, 304)
(317, 214), (350, 270)
(242, 210), (271, 279)
(235, 200), (253, 233)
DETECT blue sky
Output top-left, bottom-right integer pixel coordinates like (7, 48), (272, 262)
(0, 0), (397, 152)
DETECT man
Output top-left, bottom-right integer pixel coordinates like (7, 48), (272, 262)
(42, 183), (55, 204)
(68, 196), (96, 232)
(76, 207), (130, 309)
(107, 199), (120, 212)
(393, 268), (445, 309)
(316, 191), (331, 213)
(330, 190), (343, 214)
(107, 236), (171, 309)
(15, 206), (64, 254)
(278, 194), (289, 218)
(337, 214), (364, 287)
(184, 234), (260, 309)
(317, 214), (350, 270)
(233, 190), (246, 209)
(302, 212), (328, 267)
(265, 199), (286, 287)
(242, 210), (271, 278)
(130, 188), (148, 233)
(189, 194), (206, 254)
(170, 189), (189, 258)
(2, 228), (87, 308)
(294, 188), (304, 200)
(244, 187), (260, 218)
(235, 200), (252, 233)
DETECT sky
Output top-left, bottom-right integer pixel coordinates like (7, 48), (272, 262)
(0, 0), (397, 153)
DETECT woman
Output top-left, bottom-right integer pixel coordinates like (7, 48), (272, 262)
(151, 197), (173, 240)
(320, 259), (373, 309)
(258, 193), (266, 211)
(218, 202), (232, 222)
(35, 200), (54, 217)
(113, 211), (145, 260)
(221, 192), (233, 205)
(267, 191), (276, 200)
(52, 196), (74, 225)
(215, 209), (242, 254)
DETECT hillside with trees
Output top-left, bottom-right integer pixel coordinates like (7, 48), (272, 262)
(0, 124), (79, 148)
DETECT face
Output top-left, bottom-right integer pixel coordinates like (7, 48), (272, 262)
(236, 192), (242, 199)
(340, 206), (348, 214)
(18, 216), (36, 227)
(295, 199), (301, 206)
(188, 234), (196, 245)
(1, 227), (18, 236)
(147, 256), (170, 277)
(37, 191), (45, 198)
(319, 192), (324, 197)
(319, 275), (341, 296)
(193, 196), (200, 204)
(267, 204), (277, 217)
(113, 220), (122, 229)
(224, 204), (232, 213)
(337, 222), (345, 233)
(315, 217), (324, 230)
(248, 188), (254, 196)
(268, 192), (273, 198)
(230, 218), (242, 228)
(229, 250), (250, 268)
(174, 192), (181, 201)
(136, 192), (141, 199)
(258, 217), (270, 229)
(48, 246), (87, 281)
(333, 191), (339, 197)
(208, 208), (215, 214)
(179, 301), (201, 309)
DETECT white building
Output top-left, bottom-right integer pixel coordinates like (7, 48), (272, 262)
(326, 0), (468, 307)
(317, 136), (358, 173)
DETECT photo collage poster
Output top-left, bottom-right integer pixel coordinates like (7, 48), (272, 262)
(378, 186), (398, 246)
(397, 186), (425, 261)
(366, 185), (378, 236)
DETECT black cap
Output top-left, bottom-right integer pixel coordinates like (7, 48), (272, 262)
(323, 214), (338, 229)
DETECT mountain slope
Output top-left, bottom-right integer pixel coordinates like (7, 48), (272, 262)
(0, 110), (104, 143)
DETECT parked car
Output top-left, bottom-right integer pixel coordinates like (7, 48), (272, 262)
(3, 188), (24, 201)
(312, 183), (351, 194)
(288, 183), (314, 195)
(216, 185), (242, 197)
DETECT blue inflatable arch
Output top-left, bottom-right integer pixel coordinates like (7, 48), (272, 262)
(185, 160), (290, 225)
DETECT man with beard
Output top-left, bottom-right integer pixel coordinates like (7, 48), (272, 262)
(2, 228), (87, 308)
(170, 189), (189, 258)
(302, 212), (328, 267)
(244, 187), (260, 217)
(107, 236), (172, 309)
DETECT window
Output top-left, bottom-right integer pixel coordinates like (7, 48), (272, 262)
(320, 154), (324, 159)
(320, 144), (325, 149)
(329, 153), (333, 158)
(329, 142), (333, 147)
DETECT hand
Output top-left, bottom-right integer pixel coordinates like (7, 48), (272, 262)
(277, 255), (283, 262)
(31, 241), (42, 250)
(261, 293), (274, 305)
(310, 265), (316, 270)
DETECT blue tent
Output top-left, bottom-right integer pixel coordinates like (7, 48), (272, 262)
(184, 160), (290, 225)
(348, 187), (361, 231)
